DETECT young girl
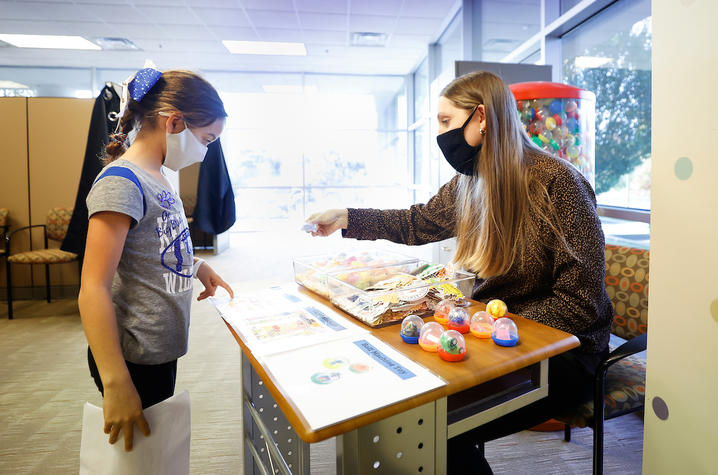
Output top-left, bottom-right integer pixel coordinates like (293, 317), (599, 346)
(309, 71), (612, 474)
(79, 68), (234, 452)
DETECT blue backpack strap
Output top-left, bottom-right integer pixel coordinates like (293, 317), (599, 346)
(94, 166), (147, 217)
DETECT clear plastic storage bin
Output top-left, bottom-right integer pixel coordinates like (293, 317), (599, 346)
(327, 261), (475, 328)
(293, 251), (418, 298)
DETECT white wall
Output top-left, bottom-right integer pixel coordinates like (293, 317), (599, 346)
(644, 1), (718, 472)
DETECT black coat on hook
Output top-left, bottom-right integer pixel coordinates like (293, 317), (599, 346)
(61, 84), (120, 262)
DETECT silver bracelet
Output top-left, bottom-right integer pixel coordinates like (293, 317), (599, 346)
(192, 258), (205, 279)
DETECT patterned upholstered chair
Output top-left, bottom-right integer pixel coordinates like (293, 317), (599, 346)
(558, 244), (649, 475)
(0, 208), (8, 288)
(6, 207), (78, 319)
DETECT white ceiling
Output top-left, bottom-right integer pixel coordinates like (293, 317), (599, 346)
(0, 0), (551, 76)
(0, 0), (465, 75)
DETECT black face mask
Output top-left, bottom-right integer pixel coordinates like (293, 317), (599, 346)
(436, 107), (481, 176)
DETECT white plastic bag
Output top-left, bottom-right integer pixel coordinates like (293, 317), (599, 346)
(80, 390), (191, 475)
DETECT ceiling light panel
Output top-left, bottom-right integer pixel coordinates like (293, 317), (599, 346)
(0, 34), (101, 50)
(222, 40), (307, 56)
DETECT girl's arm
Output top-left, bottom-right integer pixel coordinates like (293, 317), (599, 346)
(78, 210), (150, 452)
(194, 259), (234, 301)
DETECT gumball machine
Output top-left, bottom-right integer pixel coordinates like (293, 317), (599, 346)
(510, 82), (596, 186)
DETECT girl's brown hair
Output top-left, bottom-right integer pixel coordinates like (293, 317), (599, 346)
(105, 70), (227, 162)
(442, 71), (573, 277)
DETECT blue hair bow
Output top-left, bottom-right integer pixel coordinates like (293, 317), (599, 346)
(127, 67), (162, 102)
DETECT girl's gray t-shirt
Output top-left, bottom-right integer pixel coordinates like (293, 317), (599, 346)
(86, 159), (194, 365)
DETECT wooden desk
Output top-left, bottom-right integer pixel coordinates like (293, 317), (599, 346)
(223, 286), (579, 474)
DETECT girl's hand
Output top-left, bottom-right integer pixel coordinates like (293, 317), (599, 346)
(196, 262), (234, 301)
(103, 380), (150, 452)
(306, 209), (348, 237)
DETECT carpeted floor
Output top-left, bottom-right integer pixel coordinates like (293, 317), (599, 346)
(0, 231), (644, 474)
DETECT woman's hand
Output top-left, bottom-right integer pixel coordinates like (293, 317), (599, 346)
(307, 209), (348, 237)
(196, 262), (234, 301)
(103, 380), (150, 452)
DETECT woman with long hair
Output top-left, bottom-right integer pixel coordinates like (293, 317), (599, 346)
(309, 71), (612, 473)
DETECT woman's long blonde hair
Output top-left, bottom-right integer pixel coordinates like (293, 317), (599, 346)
(444, 71), (571, 277)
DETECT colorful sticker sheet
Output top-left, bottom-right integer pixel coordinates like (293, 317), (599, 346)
(261, 334), (446, 431)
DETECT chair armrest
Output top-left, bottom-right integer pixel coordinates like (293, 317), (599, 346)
(6, 224), (48, 251)
(600, 332), (648, 372)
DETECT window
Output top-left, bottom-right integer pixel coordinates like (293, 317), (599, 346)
(435, 12), (464, 188)
(562, 0), (652, 209)
(0, 66), (91, 97)
(210, 72), (410, 232)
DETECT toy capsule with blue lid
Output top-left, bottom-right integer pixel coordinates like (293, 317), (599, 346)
(400, 314), (424, 344)
(492, 317), (520, 347)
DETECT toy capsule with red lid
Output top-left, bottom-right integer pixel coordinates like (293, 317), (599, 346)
(438, 330), (467, 362)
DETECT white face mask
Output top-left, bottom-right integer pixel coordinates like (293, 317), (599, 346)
(160, 113), (208, 171)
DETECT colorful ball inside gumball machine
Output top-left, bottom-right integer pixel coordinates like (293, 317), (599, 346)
(492, 318), (519, 347)
(470, 311), (494, 339)
(485, 299), (508, 320)
(418, 322), (444, 352)
(509, 82), (596, 187)
(433, 298), (455, 325)
(438, 330), (467, 362)
(446, 307), (470, 334)
(400, 315), (425, 344)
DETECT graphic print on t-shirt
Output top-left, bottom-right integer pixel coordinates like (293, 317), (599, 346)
(155, 190), (193, 294)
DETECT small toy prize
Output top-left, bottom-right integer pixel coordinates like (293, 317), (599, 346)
(418, 321), (444, 352)
(400, 314), (424, 344)
(438, 330), (467, 362)
(446, 307), (470, 334)
(434, 298), (455, 325)
(485, 299), (508, 320)
(470, 311), (494, 338)
(491, 317), (519, 347)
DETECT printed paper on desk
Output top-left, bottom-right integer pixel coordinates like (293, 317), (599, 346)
(211, 284), (367, 357)
(80, 390), (190, 475)
(262, 334), (446, 431)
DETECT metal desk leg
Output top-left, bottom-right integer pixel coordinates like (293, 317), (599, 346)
(337, 401), (439, 475)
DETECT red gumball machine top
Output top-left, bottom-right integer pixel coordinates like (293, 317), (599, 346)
(509, 81), (596, 187)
